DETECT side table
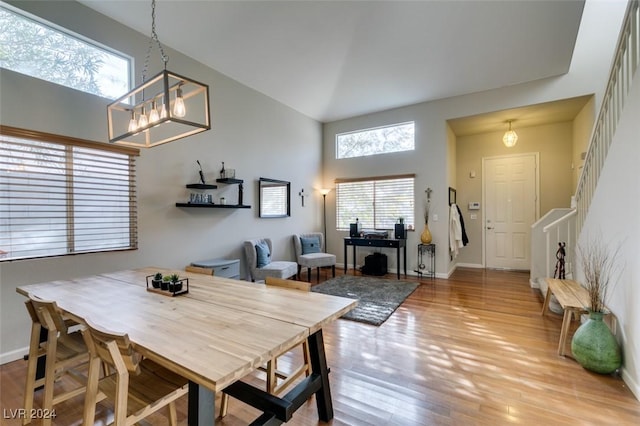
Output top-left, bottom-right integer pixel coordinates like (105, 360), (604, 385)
(415, 243), (435, 278)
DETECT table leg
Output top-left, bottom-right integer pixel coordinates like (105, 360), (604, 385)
(344, 243), (347, 273)
(396, 246), (401, 279)
(558, 308), (574, 356)
(353, 245), (356, 274)
(403, 245), (407, 277)
(188, 381), (216, 426)
(307, 330), (333, 422)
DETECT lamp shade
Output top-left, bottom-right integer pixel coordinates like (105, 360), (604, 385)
(107, 71), (210, 148)
(503, 121), (518, 147)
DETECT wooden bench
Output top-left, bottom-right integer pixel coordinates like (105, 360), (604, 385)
(541, 278), (615, 356)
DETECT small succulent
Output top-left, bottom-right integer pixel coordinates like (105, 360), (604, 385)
(163, 275), (171, 282)
(154, 272), (163, 281)
(170, 273), (180, 283)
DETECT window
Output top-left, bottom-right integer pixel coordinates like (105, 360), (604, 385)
(336, 122), (415, 159)
(0, 4), (130, 99)
(0, 126), (139, 261)
(336, 175), (415, 231)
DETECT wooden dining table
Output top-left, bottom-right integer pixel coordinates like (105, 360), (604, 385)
(16, 267), (357, 425)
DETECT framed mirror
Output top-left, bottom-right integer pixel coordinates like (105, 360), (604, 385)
(259, 178), (290, 218)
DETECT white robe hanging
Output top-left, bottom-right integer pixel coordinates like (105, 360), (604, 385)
(449, 203), (463, 258)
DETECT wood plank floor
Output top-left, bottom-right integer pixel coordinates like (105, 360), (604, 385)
(2, 268), (639, 425)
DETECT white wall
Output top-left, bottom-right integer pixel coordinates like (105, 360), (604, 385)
(0, 1), (322, 363)
(320, 0), (626, 278)
(578, 75), (640, 399)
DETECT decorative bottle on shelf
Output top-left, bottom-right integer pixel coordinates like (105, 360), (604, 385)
(220, 161), (225, 179)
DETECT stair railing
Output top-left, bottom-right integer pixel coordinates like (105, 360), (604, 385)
(575, 0), (639, 234)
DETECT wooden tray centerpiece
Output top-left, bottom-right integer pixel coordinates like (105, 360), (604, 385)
(146, 273), (189, 297)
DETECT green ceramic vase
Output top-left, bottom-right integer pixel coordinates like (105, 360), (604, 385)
(571, 311), (621, 374)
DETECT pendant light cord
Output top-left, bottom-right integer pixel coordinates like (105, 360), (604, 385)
(142, 0), (169, 83)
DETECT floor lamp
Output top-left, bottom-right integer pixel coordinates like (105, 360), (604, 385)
(319, 188), (331, 248)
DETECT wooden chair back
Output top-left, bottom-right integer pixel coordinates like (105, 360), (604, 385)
(185, 265), (215, 275)
(82, 319), (142, 376)
(26, 296), (69, 336)
(265, 277), (311, 292)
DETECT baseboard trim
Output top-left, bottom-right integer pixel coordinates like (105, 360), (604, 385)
(456, 263), (485, 269)
(621, 367), (640, 401)
(1, 346), (27, 365)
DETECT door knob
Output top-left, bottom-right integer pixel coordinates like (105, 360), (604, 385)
(487, 226), (494, 230)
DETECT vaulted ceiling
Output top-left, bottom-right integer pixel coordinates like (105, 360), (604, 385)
(79, 0), (585, 125)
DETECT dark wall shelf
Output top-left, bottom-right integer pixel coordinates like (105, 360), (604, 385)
(186, 183), (218, 189)
(175, 203), (251, 209)
(216, 178), (243, 184)
(180, 178), (247, 209)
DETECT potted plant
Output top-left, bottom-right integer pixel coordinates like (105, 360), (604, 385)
(151, 272), (163, 289)
(168, 273), (182, 292)
(570, 237), (621, 374)
(161, 275), (171, 291)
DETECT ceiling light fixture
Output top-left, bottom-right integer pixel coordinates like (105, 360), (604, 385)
(503, 120), (518, 148)
(107, 0), (210, 148)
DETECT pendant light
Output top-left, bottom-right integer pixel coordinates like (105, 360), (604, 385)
(107, 0), (210, 148)
(503, 120), (518, 148)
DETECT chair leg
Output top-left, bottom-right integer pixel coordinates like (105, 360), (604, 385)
(266, 358), (278, 394)
(297, 265), (302, 280)
(220, 392), (229, 418)
(83, 356), (102, 426)
(168, 402), (178, 426)
(317, 267), (320, 282)
(41, 330), (58, 426)
(331, 265), (336, 277)
(307, 267), (311, 282)
(23, 323), (41, 426)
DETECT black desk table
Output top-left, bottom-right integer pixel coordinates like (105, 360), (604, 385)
(344, 237), (407, 279)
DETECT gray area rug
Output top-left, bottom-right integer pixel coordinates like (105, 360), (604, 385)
(311, 275), (419, 326)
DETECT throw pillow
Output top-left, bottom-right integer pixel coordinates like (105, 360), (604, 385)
(255, 241), (271, 268)
(301, 236), (321, 254)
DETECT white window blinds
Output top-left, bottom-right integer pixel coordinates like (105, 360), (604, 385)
(336, 175), (415, 231)
(0, 126), (138, 261)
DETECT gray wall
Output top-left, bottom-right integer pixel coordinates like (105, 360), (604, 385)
(0, 1), (322, 363)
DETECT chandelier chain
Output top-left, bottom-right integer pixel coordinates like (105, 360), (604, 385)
(142, 0), (169, 83)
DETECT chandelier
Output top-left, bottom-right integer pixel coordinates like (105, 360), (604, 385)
(502, 120), (518, 148)
(107, 0), (210, 148)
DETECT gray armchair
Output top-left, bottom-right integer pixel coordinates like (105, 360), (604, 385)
(243, 238), (297, 282)
(293, 232), (336, 282)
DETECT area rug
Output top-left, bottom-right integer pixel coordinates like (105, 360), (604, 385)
(311, 275), (419, 326)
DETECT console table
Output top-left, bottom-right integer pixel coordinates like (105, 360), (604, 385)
(344, 237), (407, 279)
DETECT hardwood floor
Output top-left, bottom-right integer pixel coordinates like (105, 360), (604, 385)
(2, 268), (639, 425)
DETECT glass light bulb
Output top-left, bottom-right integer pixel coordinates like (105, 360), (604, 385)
(149, 104), (160, 123)
(173, 87), (186, 117)
(138, 107), (149, 128)
(160, 103), (167, 119)
(128, 112), (138, 132)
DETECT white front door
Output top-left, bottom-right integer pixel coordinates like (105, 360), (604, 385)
(484, 154), (538, 270)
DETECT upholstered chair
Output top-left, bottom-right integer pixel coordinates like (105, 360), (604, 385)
(293, 232), (336, 282)
(243, 238), (297, 282)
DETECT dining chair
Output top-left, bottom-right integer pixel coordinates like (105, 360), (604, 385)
(293, 232), (336, 282)
(220, 276), (312, 417)
(81, 318), (189, 426)
(23, 294), (90, 426)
